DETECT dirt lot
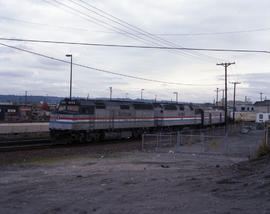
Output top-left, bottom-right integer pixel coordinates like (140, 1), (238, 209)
(0, 130), (270, 214)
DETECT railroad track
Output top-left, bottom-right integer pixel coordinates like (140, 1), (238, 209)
(0, 138), (53, 151)
(0, 137), (141, 152)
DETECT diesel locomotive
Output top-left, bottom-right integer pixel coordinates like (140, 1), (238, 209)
(49, 99), (225, 142)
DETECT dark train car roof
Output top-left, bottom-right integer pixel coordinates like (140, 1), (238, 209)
(59, 99), (201, 110)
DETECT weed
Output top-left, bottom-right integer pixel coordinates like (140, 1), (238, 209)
(256, 144), (270, 157)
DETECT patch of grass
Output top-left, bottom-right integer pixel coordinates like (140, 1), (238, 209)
(256, 144), (270, 158)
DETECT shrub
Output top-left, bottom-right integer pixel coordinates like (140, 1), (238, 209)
(256, 144), (270, 157)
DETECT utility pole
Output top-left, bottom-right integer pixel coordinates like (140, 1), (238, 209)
(25, 91), (27, 105)
(260, 92), (263, 101)
(230, 81), (241, 122)
(217, 62), (235, 133)
(215, 88), (219, 106)
(109, 87), (112, 100)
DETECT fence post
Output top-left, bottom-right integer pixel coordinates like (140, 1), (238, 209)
(176, 131), (180, 147)
(200, 132), (205, 152)
(224, 132), (228, 155)
(156, 134), (159, 149)
(142, 134), (144, 151)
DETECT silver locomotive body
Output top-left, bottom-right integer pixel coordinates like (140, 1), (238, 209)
(155, 103), (202, 127)
(50, 99), (225, 142)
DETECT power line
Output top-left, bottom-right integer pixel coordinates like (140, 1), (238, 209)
(1, 37), (270, 54)
(2, 15), (269, 37)
(42, 0), (170, 53)
(45, 0), (221, 62)
(74, 0), (226, 62)
(0, 16), (88, 32)
(0, 42), (222, 87)
(43, 0), (192, 60)
(137, 27), (270, 36)
(73, 0), (223, 62)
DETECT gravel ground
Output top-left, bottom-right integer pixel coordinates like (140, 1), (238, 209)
(0, 130), (270, 214)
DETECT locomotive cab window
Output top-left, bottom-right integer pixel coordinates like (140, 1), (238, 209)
(164, 105), (177, 110)
(133, 103), (153, 110)
(195, 109), (202, 115)
(120, 105), (130, 110)
(95, 103), (106, 109)
(58, 105), (66, 112)
(80, 106), (95, 114)
(178, 104), (184, 111)
(67, 105), (79, 112)
(58, 104), (79, 113)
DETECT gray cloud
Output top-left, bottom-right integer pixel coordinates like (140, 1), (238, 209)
(0, 70), (34, 78)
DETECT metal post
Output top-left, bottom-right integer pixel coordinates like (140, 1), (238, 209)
(263, 123), (268, 146)
(109, 87), (112, 100)
(156, 133), (159, 151)
(230, 82), (241, 123)
(176, 131), (180, 150)
(25, 91), (27, 105)
(173, 92), (178, 103)
(215, 88), (219, 106)
(224, 132), (228, 155)
(66, 54), (73, 100)
(200, 132), (205, 152)
(141, 89), (144, 100)
(142, 134), (144, 151)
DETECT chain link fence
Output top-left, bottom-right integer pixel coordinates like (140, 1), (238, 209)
(142, 124), (262, 158)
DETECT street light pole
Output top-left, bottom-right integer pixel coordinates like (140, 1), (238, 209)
(66, 54), (72, 100)
(173, 92), (178, 103)
(215, 88), (219, 106)
(141, 89), (144, 100)
(109, 87), (112, 100)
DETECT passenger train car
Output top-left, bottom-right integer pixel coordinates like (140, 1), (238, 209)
(49, 99), (225, 142)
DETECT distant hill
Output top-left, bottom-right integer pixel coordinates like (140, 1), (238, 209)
(0, 95), (64, 104)
(0, 94), (194, 105)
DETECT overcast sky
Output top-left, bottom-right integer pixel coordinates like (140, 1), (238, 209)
(0, 0), (270, 103)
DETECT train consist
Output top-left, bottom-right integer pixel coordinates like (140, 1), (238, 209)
(49, 99), (225, 142)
